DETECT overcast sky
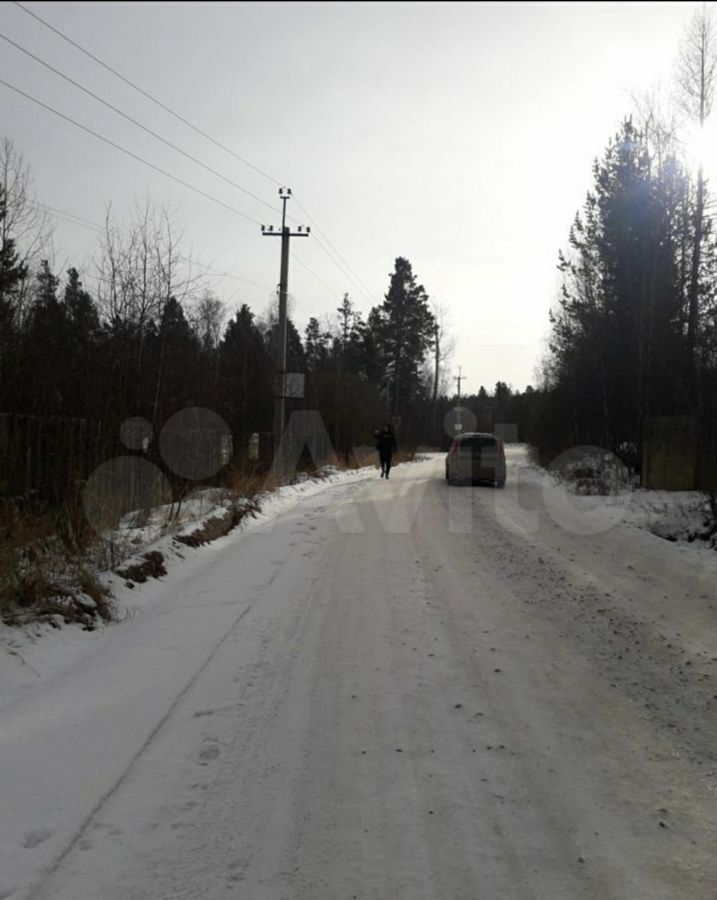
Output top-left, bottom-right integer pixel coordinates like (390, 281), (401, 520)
(0, 1), (707, 394)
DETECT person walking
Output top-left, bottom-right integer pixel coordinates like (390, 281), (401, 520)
(375, 423), (397, 479)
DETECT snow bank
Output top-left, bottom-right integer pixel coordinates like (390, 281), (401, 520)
(0, 462), (384, 701)
(510, 444), (716, 551)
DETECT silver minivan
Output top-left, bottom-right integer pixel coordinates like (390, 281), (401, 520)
(445, 432), (506, 487)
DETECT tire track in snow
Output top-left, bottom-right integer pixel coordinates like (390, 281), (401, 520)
(24, 599), (252, 900)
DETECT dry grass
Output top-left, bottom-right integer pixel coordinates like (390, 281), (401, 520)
(346, 446), (377, 469)
(175, 498), (260, 548)
(115, 551), (167, 586)
(0, 545), (114, 630)
(227, 467), (271, 497)
(345, 447), (417, 471)
(0, 495), (115, 629)
(393, 449), (418, 465)
(1, 445), (421, 629)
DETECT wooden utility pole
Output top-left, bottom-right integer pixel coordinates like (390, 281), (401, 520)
(261, 187), (309, 468)
(432, 320), (440, 433)
(454, 366), (466, 401)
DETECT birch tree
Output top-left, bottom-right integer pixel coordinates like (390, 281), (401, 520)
(676, 4), (717, 392)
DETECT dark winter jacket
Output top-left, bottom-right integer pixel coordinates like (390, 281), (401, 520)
(376, 429), (397, 456)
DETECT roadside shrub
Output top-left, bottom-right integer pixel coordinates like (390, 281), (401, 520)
(548, 446), (633, 496)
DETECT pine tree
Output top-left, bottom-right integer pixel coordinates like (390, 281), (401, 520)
(149, 297), (200, 423)
(370, 257), (435, 416)
(304, 317), (331, 373)
(64, 267), (99, 335)
(549, 118), (695, 459)
(337, 293), (358, 348)
(677, 5), (717, 403)
(220, 305), (272, 438)
(0, 185), (27, 407)
(264, 317), (306, 373)
(61, 268), (101, 418)
(20, 261), (69, 414)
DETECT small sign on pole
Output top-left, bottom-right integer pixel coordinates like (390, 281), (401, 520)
(284, 373), (305, 398)
(274, 373), (305, 399)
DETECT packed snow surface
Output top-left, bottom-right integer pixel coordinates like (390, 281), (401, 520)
(0, 448), (715, 900)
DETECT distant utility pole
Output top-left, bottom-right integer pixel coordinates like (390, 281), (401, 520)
(454, 366), (466, 401)
(261, 187), (309, 466)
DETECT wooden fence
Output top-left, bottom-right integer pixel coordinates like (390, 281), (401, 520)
(642, 416), (717, 491)
(0, 413), (242, 510)
(0, 414), (108, 506)
(0, 411), (365, 517)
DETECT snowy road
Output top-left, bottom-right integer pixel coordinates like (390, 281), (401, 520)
(1, 450), (715, 900)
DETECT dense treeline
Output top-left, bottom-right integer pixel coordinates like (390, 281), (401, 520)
(0, 138), (444, 504)
(4, 6), (717, 512)
(519, 113), (717, 476)
(516, 9), (717, 484)
(525, 116), (717, 468)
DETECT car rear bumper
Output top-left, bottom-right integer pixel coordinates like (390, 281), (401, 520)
(448, 462), (505, 482)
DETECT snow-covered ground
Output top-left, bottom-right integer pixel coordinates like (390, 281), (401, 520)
(0, 465), (380, 703)
(514, 446), (716, 548)
(0, 448), (715, 900)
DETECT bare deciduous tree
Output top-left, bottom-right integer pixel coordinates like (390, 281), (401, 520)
(431, 301), (456, 431)
(675, 5), (717, 390)
(192, 290), (226, 352)
(676, 5), (717, 124)
(631, 86), (678, 175)
(0, 138), (52, 259)
(0, 137), (52, 326)
(95, 200), (202, 342)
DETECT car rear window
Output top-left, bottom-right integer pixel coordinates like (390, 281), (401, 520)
(460, 436), (496, 450)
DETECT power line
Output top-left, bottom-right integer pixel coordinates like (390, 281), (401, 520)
(41, 204), (100, 230)
(12, 2), (385, 314)
(290, 251), (337, 298)
(28, 200), (274, 290)
(292, 195), (380, 306)
(274, 191), (382, 310)
(306, 228), (377, 308)
(12, 1), (384, 314)
(29, 200), (103, 232)
(183, 257), (273, 290)
(9, 0), (386, 312)
(0, 77), (264, 226)
(0, 31), (280, 216)
(286, 260), (422, 393)
(279, 211), (382, 313)
(26, 178), (411, 394)
(13, 0), (283, 188)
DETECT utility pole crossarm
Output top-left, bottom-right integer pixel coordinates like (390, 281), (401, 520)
(261, 187), (311, 240)
(260, 224), (311, 239)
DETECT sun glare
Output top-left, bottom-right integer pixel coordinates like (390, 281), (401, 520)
(683, 122), (716, 170)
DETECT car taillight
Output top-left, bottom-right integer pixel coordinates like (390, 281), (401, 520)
(450, 439), (460, 455)
(498, 440), (505, 459)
